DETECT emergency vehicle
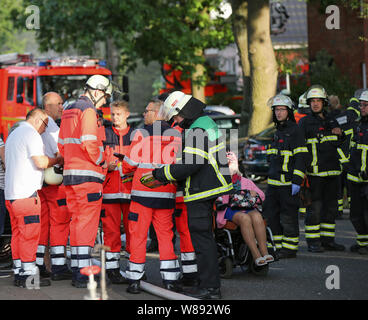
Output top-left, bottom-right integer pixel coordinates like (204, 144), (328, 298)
(0, 53), (114, 139)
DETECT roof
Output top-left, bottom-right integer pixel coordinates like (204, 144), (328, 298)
(270, 0), (308, 49)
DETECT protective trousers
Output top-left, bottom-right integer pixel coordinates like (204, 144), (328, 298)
(101, 202), (130, 270)
(263, 185), (300, 253)
(65, 182), (102, 281)
(185, 199), (221, 289)
(6, 194), (41, 278)
(126, 201), (180, 283)
(37, 184), (71, 274)
(174, 202), (198, 278)
(349, 182), (368, 248)
(304, 175), (339, 245)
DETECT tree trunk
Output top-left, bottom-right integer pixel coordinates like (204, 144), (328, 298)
(191, 49), (206, 103)
(247, 0), (278, 135)
(231, 0), (251, 137)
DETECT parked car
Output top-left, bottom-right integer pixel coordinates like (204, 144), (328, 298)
(240, 124), (275, 182)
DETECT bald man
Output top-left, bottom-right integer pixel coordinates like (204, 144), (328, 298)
(5, 108), (62, 287)
(36, 93), (72, 281)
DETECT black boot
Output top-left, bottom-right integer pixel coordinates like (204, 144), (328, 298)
(126, 280), (141, 294)
(106, 268), (128, 284)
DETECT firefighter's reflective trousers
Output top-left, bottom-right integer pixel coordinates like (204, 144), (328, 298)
(65, 182), (102, 281)
(37, 184), (71, 274)
(126, 201), (180, 283)
(6, 193), (41, 278)
(304, 175), (339, 245)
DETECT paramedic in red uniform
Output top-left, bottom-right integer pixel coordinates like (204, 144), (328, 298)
(58, 75), (111, 288)
(123, 98), (182, 294)
(101, 100), (133, 284)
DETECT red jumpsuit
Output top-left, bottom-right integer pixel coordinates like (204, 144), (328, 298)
(101, 125), (133, 270)
(123, 121), (181, 283)
(58, 96), (106, 282)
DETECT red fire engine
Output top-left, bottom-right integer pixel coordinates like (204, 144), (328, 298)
(0, 53), (113, 139)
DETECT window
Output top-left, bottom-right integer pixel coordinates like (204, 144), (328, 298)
(7, 77), (15, 101)
(24, 78), (34, 106)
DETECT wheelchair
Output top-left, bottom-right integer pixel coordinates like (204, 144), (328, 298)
(214, 190), (278, 278)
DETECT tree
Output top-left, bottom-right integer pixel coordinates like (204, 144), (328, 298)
(0, 0), (25, 53)
(17, 0), (233, 101)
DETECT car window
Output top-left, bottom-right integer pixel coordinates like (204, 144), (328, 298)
(257, 126), (275, 138)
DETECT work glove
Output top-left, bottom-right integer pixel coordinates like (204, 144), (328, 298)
(291, 184), (300, 196)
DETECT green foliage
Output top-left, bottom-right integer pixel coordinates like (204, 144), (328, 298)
(15, 0), (233, 86)
(0, 0), (26, 53)
(289, 49), (357, 107)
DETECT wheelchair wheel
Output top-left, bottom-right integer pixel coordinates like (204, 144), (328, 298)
(249, 257), (269, 276)
(219, 257), (233, 279)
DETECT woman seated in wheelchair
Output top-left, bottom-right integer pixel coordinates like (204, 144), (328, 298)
(216, 152), (274, 266)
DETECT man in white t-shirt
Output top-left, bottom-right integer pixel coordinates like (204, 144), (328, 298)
(5, 108), (62, 288)
(37, 92), (73, 281)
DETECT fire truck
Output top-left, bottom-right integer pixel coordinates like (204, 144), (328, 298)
(0, 53), (115, 139)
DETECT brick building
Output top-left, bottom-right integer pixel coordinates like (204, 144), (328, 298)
(307, 2), (368, 89)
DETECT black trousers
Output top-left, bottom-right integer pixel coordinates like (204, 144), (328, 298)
(186, 199), (220, 289)
(262, 185), (300, 252)
(349, 182), (368, 245)
(305, 175), (339, 244)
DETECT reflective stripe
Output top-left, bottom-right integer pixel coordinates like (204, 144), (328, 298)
(280, 150), (292, 172)
(268, 178), (291, 186)
(64, 169), (105, 181)
(293, 147), (308, 155)
(184, 182), (233, 202)
(305, 233), (320, 238)
(124, 156), (139, 167)
(131, 190), (176, 199)
(106, 261), (120, 269)
(305, 224), (320, 239)
(80, 134), (97, 142)
(106, 252), (120, 260)
(307, 139), (318, 167)
(164, 165), (176, 181)
(299, 207), (306, 213)
(347, 173), (361, 183)
(138, 163), (165, 169)
(50, 246), (65, 255)
(126, 261), (145, 281)
(293, 169), (305, 179)
(160, 259), (180, 281)
(266, 148), (278, 155)
(183, 146), (208, 159)
(282, 242), (298, 250)
(307, 170), (341, 177)
(320, 223), (335, 230)
(21, 262), (38, 276)
(209, 141), (225, 154)
(103, 192), (131, 200)
(320, 135), (338, 143)
(96, 146), (104, 165)
(337, 148), (349, 163)
(62, 137), (81, 145)
(357, 144), (368, 172)
(305, 225), (320, 231)
(51, 257), (66, 266)
(320, 231), (335, 237)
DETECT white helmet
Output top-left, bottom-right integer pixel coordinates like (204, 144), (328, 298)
(85, 75), (113, 97)
(306, 85), (328, 101)
(268, 94), (294, 110)
(359, 90), (368, 102)
(44, 167), (63, 185)
(298, 92), (308, 108)
(161, 91), (192, 121)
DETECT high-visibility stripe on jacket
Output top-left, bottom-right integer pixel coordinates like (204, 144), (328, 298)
(154, 116), (233, 203)
(266, 120), (308, 187)
(347, 118), (368, 183)
(122, 121), (181, 209)
(102, 125), (134, 203)
(298, 111), (345, 177)
(58, 96), (106, 185)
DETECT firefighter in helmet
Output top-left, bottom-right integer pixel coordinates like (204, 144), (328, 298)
(298, 85), (346, 253)
(262, 94), (308, 259)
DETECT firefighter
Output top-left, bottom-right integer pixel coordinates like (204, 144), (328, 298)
(58, 75), (111, 288)
(262, 94), (308, 259)
(37, 92), (73, 281)
(101, 100), (133, 283)
(5, 108), (62, 287)
(123, 98), (182, 294)
(298, 85), (346, 252)
(150, 91), (233, 300)
(346, 90), (368, 254)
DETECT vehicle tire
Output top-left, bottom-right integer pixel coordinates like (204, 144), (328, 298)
(219, 257), (233, 279)
(0, 236), (11, 263)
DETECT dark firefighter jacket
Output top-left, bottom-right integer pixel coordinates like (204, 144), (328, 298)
(266, 120), (308, 186)
(298, 111), (345, 177)
(153, 115), (233, 203)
